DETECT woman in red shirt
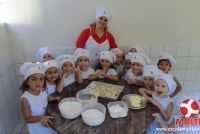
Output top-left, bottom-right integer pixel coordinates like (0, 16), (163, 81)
(76, 6), (118, 68)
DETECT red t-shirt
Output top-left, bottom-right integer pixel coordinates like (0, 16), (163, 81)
(76, 25), (118, 48)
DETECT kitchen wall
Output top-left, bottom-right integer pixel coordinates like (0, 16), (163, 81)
(0, 23), (21, 134)
(1, 0), (200, 132)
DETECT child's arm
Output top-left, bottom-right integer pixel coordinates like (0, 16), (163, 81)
(56, 73), (68, 93)
(138, 88), (153, 100)
(102, 69), (118, 81)
(153, 113), (175, 129)
(21, 98), (53, 127)
(74, 67), (83, 84)
(126, 79), (143, 85)
(170, 76), (182, 98)
(88, 70), (102, 80)
(150, 98), (174, 121)
(48, 96), (61, 102)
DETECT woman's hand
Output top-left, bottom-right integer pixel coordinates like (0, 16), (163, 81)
(40, 116), (54, 127)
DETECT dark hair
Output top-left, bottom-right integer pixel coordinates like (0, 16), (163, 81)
(19, 76), (47, 93)
(96, 62), (117, 70)
(157, 59), (172, 67)
(90, 22), (108, 32)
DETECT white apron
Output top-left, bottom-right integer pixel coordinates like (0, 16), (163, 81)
(46, 83), (56, 96)
(85, 28), (110, 68)
(21, 91), (57, 134)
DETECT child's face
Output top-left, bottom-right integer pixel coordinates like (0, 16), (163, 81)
(77, 56), (89, 70)
(116, 53), (124, 63)
(27, 74), (45, 92)
(62, 62), (74, 73)
(100, 59), (111, 69)
(143, 76), (154, 89)
(158, 60), (171, 74)
(46, 67), (59, 83)
(132, 62), (143, 74)
(130, 48), (137, 53)
(154, 79), (168, 97)
(43, 53), (53, 62)
(125, 60), (132, 69)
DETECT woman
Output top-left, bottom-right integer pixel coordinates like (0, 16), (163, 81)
(76, 6), (118, 68)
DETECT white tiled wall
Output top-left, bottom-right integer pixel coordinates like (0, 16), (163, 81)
(0, 23), (21, 134)
(12, 44), (200, 117)
(13, 44), (200, 93)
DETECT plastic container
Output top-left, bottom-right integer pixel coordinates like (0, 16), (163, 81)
(76, 89), (98, 105)
(58, 97), (82, 119)
(81, 102), (106, 126)
(107, 101), (128, 118)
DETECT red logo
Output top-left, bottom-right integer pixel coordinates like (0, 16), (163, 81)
(180, 99), (199, 118)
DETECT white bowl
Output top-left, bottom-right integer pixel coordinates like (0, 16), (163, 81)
(81, 102), (106, 126)
(76, 89), (98, 105)
(58, 97), (82, 119)
(107, 101), (128, 118)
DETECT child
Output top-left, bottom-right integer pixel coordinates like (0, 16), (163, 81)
(145, 74), (176, 134)
(19, 62), (57, 134)
(56, 55), (82, 92)
(36, 47), (55, 62)
(124, 52), (133, 71)
(139, 65), (160, 100)
(128, 45), (144, 53)
(74, 48), (94, 80)
(111, 48), (125, 74)
(129, 45), (151, 65)
(43, 60), (61, 101)
(90, 51), (118, 81)
(157, 52), (182, 98)
(153, 91), (200, 134)
(125, 52), (145, 85)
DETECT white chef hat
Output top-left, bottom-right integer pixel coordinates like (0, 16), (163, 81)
(110, 48), (123, 55)
(125, 52), (134, 61)
(56, 54), (75, 69)
(36, 47), (54, 62)
(20, 62), (46, 79)
(155, 74), (177, 95)
(74, 48), (90, 62)
(96, 6), (111, 21)
(143, 65), (162, 79)
(138, 52), (151, 65)
(99, 51), (116, 64)
(43, 60), (59, 71)
(158, 52), (176, 66)
(130, 52), (146, 65)
(128, 45), (144, 53)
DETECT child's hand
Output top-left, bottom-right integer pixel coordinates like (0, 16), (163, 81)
(74, 66), (81, 75)
(40, 116), (54, 128)
(48, 96), (61, 102)
(149, 98), (160, 107)
(144, 96), (152, 102)
(153, 113), (163, 124)
(126, 79), (136, 84)
(61, 71), (70, 78)
(102, 68), (107, 77)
